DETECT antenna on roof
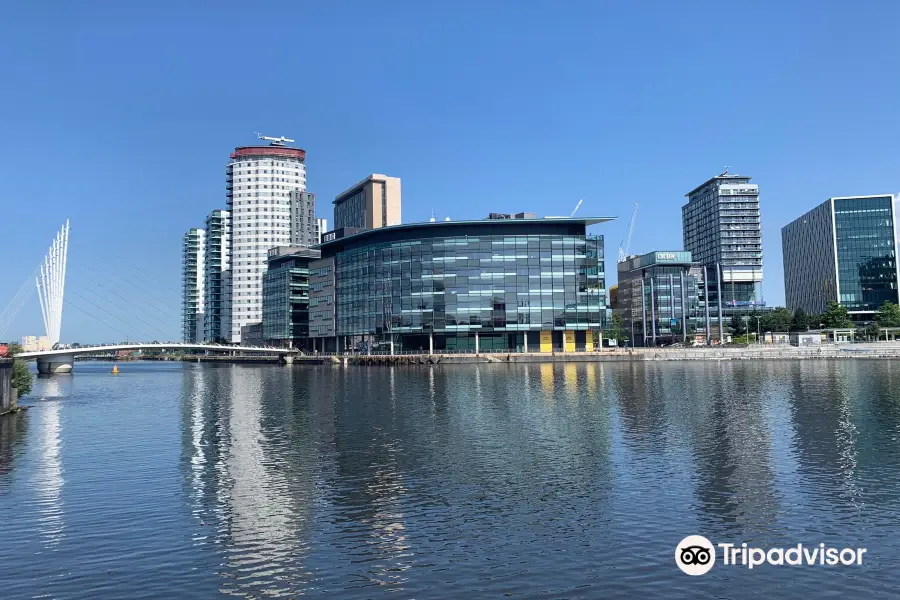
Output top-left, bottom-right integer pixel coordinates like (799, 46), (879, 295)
(721, 165), (732, 176)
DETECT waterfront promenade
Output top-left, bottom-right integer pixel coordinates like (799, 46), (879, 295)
(68, 342), (900, 368)
(319, 342), (900, 365)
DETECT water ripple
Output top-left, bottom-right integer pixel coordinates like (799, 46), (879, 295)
(1, 360), (900, 598)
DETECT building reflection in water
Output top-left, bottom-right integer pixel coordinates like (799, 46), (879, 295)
(540, 363), (554, 397)
(324, 367), (412, 593)
(181, 364), (319, 597)
(0, 406), (28, 480)
(564, 363), (578, 406)
(787, 361), (863, 513)
(34, 377), (66, 548)
(610, 362), (781, 538)
(690, 363), (780, 537)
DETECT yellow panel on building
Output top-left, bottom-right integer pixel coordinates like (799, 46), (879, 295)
(564, 330), (576, 352)
(585, 330), (594, 352)
(540, 331), (553, 353)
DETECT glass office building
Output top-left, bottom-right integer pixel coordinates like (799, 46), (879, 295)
(312, 218), (610, 352)
(261, 246), (320, 347)
(782, 195), (898, 320)
(617, 251), (704, 346)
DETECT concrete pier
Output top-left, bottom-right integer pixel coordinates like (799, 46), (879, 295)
(37, 355), (74, 374)
(0, 359), (14, 413)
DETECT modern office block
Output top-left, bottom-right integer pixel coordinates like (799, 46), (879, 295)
(683, 172), (763, 314)
(616, 251), (703, 346)
(311, 217), (609, 353)
(782, 194), (898, 320)
(181, 227), (205, 343)
(308, 256), (337, 348)
(262, 246), (321, 347)
(333, 174), (401, 230)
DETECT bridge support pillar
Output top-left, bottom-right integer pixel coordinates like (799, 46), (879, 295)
(37, 355), (74, 375)
(281, 355), (294, 366)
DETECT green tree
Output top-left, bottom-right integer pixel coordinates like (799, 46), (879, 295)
(729, 314), (747, 335)
(820, 301), (853, 329)
(791, 308), (810, 331)
(6, 343), (33, 398)
(865, 322), (880, 341)
(606, 313), (625, 344)
(875, 300), (900, 328)
(761, 307), (792, 332)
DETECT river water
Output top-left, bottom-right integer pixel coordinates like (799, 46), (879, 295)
(1, 360), (900, 598)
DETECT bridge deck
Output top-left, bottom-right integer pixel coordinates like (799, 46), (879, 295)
(19, 343), (292, 360)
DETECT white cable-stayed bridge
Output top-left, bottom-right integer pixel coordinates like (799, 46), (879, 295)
(1, 221), (293, 374)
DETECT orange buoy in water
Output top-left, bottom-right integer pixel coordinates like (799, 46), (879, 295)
(112, 364), (119, 374)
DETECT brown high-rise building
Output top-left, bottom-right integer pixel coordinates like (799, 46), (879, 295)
(332, 174), (401, 230)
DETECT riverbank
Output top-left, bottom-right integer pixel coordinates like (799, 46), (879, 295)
(339, 343), (900, 365)
(63, 342), (900, 370)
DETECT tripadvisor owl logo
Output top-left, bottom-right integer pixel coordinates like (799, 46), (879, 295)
(675, 535), (716, 575)
(675, 535), (868, 574)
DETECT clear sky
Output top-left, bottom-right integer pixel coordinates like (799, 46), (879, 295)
(2, 1), (898, 343)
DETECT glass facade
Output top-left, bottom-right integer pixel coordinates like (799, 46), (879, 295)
(783, 195), (898, 319)
(835, 196), (897, 313)
(315, 220), (607, 352)
(333, 189), (366, 230)
(308, 257), (336, 340)
(261, 248), (319, 347)
(617, 252), (702, 346)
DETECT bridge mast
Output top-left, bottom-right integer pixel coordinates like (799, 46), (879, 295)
(36, 220), (69, 347)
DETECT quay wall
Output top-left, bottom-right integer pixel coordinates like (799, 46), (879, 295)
(0, 359), (14, 413)
(338, 344), (900, 365)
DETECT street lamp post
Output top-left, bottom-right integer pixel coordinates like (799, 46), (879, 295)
(630, 316), (635, 348)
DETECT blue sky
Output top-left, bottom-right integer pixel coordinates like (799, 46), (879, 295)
(1, 1), (898, 343)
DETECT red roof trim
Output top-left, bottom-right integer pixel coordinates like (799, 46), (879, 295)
(230, 146), (306, 160)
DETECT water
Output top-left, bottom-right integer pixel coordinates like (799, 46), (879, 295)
(2, 360), (900, 598)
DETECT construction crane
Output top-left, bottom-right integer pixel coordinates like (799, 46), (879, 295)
(255, 133), (294, 146)
(617, 201), (638, 263)
(570, 198), (584, 217)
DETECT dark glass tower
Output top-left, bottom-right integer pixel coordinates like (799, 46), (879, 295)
(782, 195), (898, 320)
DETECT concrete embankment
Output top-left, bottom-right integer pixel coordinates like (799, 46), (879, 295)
(181, 355), (282, 364)
(80, 344), (900, 370)
(0, 358), (15, 414)
(638, 344), (900, 361)
(337, 344), (900, 365)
